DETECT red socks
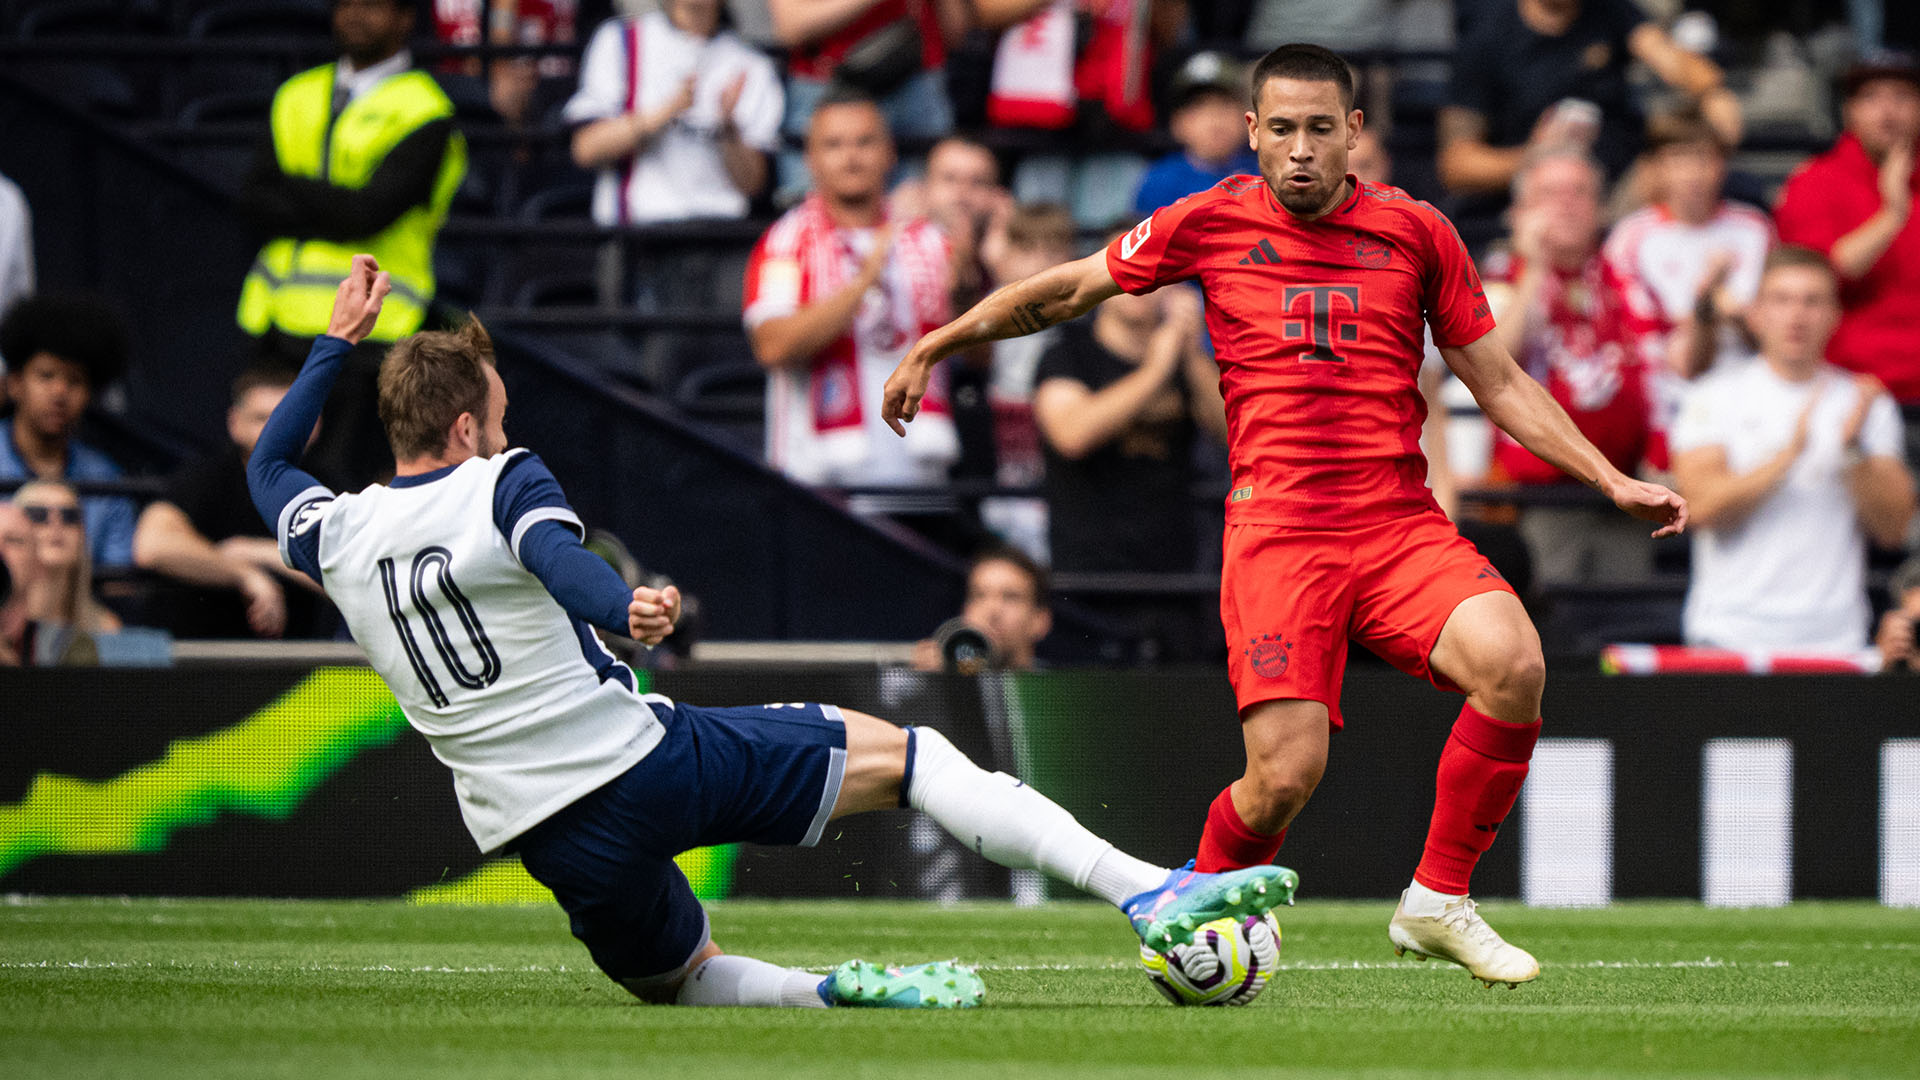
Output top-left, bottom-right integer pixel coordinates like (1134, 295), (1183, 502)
(1414, 703), (1540, 895)
(1195, 784), (1286, 872)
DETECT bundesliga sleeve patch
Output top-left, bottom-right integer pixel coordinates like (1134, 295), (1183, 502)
(1119, 217), (1152, 261)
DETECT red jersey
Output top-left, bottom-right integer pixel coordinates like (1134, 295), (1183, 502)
(1775, 132), (1920, 403)
(1106, 176), (1496, 528)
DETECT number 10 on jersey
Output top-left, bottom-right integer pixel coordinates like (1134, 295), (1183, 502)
(378, 547), (502, 707)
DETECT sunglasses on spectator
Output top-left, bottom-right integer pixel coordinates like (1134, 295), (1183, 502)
(21, 505), (83, 526)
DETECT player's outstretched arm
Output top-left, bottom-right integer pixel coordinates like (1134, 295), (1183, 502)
(881, 250), (1122, 435)
(246, 255), (390, 541)
(1440, 331), (1688, 538)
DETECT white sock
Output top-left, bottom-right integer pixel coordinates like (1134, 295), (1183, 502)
(905, 726), (1168, 906)
(675, 955), (828, 1008)
(1403, 878), (1466, 917)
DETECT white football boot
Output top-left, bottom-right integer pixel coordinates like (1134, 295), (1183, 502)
(1387, 890), (1540, 988)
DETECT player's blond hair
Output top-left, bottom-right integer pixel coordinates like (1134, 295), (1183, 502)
(377, 318), (495, 461)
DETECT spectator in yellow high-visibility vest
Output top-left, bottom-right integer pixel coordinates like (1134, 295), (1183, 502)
(237, 0), (467, 488)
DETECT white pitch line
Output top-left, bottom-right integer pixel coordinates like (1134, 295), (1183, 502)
(0, 957), (1790, 974)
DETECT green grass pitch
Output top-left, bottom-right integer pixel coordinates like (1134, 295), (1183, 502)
(3, 897), (1917, 1079)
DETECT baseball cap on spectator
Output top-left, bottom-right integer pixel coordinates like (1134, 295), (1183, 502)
(1842, 50), (1920, 99)
(1169, 51), (1244, 112)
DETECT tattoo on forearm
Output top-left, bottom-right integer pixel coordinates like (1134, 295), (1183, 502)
(1009, 302), (1055, 336)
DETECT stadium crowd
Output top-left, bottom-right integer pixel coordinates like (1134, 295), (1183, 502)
(2, 0), (1919, 670)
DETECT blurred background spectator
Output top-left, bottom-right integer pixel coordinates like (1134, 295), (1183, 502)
(1484, 149), (1658, 586)
(769, 0), (970, 195)
(890, 134), (1010, 481)
(976, 201), (1076, 561)
(432, 0), (587, 128)
(744, 91), (959, 494)
(1441, 0), (1741, 248)
(3, 480), (123, 657)
(911, 544), (1051, 671)
(1877, 553), (1920, 670)
(565, 0), (782, 225)
(132, 366), (337, 641)
(0, 500), (29, 665)
(1033, 279), (1222, 574)
(237, 0), (467, 489)
(1671, 247), (1915, 654)
(0, 170), (31, 409)
(1774, 50), (1920, 460)
(1605, 111), (1773, 381)
(1131, 51), (1256, 216)
(0, 295), (134, 570)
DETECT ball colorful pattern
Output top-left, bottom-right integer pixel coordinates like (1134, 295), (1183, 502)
(1138, 911), (1280, 1006)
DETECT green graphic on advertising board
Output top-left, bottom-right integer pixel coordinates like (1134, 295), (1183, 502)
(0, 666), (737, 900)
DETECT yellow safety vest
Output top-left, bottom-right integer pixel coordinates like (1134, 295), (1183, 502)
(237, 64), (467, 342)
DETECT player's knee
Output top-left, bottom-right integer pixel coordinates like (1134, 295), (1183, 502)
(1499, 646), (1546, 703)
(1240, 760), (1322, 832)
(1475, 643), (1545, 715)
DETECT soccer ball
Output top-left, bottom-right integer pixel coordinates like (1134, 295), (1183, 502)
(1138, 911), (1280, 1006)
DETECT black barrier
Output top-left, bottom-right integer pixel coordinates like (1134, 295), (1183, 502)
(1, 665), (1916, 903)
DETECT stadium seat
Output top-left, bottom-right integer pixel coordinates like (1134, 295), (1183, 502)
(15, 0), (139, 36)
(12, 61), (143, 119)
(510, 273), (604, 310)
(674, 363), (765, 451)
(183, 0), (326, 39)
(176, 89), (272, 127)
(516, 181), (595, 224)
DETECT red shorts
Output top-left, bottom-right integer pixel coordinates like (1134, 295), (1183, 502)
(1220, 512), (1516, 727)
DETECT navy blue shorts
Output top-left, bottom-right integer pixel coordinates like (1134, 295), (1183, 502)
(512, 700), (848, 990)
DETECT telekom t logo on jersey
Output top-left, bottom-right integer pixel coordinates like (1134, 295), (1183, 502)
(1281, 285), (1361, 363)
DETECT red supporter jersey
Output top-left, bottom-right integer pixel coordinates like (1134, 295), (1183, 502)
(1483, 250), (1657, 483)
(1106, 176), (1496, 528)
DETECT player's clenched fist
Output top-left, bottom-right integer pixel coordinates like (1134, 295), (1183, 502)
(325, 254), (391, 345)
(628, 584), (682, 645)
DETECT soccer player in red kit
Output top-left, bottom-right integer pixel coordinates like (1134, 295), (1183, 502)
(882, 44), (1687, 986)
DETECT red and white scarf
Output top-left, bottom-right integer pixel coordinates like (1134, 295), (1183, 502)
(771, 195), (957, 482)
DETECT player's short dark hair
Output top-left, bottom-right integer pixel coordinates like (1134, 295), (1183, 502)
(971, 545), (1049, 609)
(231, 362), (297, 405)
(1248, 43), (1355, 113)
(1761, 244), (1837, 285)
(0, 294), (128, 391)
(378, 317), (495, 461)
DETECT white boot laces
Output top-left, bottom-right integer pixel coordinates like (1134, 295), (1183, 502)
(1439, 897), (1503, 949)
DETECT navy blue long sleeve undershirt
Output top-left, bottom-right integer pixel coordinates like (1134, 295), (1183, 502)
(247, 334), (634, 637)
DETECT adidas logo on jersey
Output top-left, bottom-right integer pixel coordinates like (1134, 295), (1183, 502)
(1239, 239), (1283, 266)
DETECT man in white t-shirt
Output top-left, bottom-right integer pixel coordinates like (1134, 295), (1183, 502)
(742, 90), (958, 491)
(565, 0), (782, 225)
(1670, 246), (1916, 653)
(1603, 113), (1772, 380)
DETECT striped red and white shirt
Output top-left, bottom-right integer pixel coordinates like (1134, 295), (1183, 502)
(743, 196), (958, 486)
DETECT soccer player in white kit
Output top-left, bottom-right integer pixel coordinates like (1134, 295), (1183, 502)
(247, 257), (1294, 1009)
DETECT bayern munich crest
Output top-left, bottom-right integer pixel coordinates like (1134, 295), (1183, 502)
(1245, 634), (1293, 679)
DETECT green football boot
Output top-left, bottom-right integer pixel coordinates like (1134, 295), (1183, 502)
(824, 959), (986, 1009)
